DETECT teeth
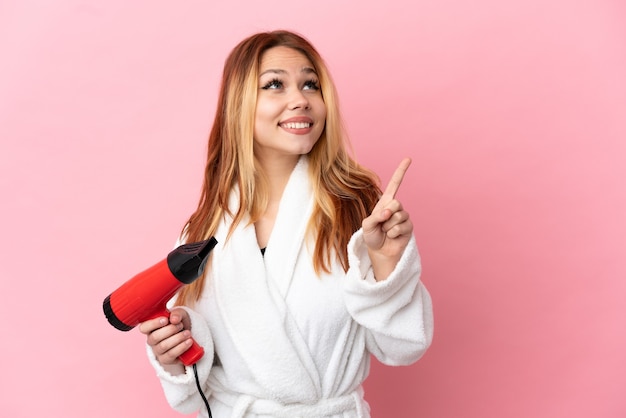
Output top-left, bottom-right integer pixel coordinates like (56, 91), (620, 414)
(282, 122), (311, 129)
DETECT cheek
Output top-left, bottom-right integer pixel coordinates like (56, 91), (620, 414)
(318, 97), (326, 120)
(254, 98), (277, 122)
(317, 103), (327, 126)
(254, 109), (277, 138)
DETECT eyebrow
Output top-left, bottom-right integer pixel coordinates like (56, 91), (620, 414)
(259, 67), (318, 77)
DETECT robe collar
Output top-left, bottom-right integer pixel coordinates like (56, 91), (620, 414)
(211, 156), (322, 402)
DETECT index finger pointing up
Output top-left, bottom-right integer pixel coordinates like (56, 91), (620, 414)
(383, 157), (412, 199)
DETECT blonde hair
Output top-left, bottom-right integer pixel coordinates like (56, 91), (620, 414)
(176, 30), (381, 305)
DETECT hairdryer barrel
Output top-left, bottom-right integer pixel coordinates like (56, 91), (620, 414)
(103, 237), (217, 365)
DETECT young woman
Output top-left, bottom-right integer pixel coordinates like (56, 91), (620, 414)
(139, 30), (434, 418)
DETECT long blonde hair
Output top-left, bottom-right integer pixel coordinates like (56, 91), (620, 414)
(176, 30), (381, 305)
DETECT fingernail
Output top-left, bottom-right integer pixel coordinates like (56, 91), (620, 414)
(159, 318), (167, 325)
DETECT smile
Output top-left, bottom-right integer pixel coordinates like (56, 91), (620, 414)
(280, 122), (313, 129)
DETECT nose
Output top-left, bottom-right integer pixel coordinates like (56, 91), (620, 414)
(289, 89), (310, 110)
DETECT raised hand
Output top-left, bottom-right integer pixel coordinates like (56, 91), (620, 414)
(361, 158), (413, 281)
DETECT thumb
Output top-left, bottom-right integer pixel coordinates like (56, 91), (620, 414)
(169, 308), (189, 328)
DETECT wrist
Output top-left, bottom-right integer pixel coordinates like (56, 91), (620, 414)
(162, 362), (186, 376)
(367, 248), (400, 282)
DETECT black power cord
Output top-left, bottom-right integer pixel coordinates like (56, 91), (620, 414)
(193, 363), (213, 418)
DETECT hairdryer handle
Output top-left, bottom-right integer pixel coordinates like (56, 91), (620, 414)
(152, 309), (205, 366)
(179, 338), (205, 366)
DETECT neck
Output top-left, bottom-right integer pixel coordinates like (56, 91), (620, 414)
(252, 155), (303, 249)
(257, 155), (301, 201)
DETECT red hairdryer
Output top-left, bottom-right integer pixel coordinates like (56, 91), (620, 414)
(103, 237), (218, 366)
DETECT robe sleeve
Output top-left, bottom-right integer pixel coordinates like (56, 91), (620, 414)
(145, 305), (215, 414)
(344, 229), (434, 366)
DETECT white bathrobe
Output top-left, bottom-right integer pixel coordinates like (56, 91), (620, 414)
(146, 157), (434, 418)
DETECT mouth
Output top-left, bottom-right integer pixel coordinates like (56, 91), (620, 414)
(278, 116), (314, 131)
(279, 121), (313, 129)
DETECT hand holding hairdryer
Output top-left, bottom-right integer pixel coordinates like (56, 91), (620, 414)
(103, 238), (218, 366)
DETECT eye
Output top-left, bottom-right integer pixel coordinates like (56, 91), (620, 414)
(303, 79), (320, 91)
(261, 78), (283, 90)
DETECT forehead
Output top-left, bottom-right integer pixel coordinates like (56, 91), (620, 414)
(259, 46), (314, 72)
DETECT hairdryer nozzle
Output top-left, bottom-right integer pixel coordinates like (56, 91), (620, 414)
(167, 237), (218, 284)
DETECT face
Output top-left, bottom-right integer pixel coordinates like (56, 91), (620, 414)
(253, 46), (327, 165)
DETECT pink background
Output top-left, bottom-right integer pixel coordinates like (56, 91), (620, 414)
(1, 1), (625, 417)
